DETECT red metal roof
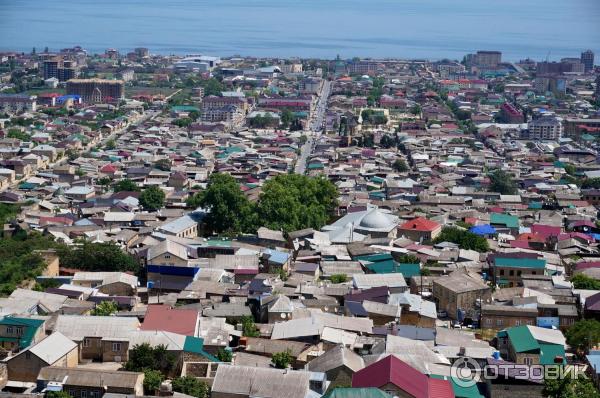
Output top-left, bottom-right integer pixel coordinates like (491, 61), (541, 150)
(352, 355), (454, 398)
(399, 217), (440, 232)
(140, 305), (198, 336)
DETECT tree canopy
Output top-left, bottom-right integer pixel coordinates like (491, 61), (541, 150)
(191, 173), (338, 235)
(91, 300), (118, 316)
(257, 174), (338, 232)
(188, 173), (257, 234)
(433, 227), (489, 252)
(543, 376), (600, 398)
(57, 241), (139, 273)
(393, 159), (409, 173)
(139, 186), (166, 211)
(124, 343), (177, 376)
(271, 349), (294, 369)
(488, 169), (518, 195)
(565, 319), (600, 356)
(172, 376), (210, 398)
(570, 273), (600, 290)
(113, 179), (140, 192)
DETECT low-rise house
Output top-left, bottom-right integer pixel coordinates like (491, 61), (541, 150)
(352, 355), (454, 397)
(72, 272), (138, 296)
(211, 364), (327, 398)
(397, 217), (442, 242)
(306, 345), (364, 391)
(37, 367), (144, 397)
(481, 305), (537, 330)
(497, 325), (566, 366)
(0, 316), (46, 352)
(158, 215), (198, 238)
(432, 272), (491, 320)
(5, 332), (78, 382)
(492, 257), (546, 288)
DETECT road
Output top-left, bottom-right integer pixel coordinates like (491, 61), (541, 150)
(294, 80), (331, 174)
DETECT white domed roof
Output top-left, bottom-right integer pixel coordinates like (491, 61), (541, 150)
(359, 209), (393, 230)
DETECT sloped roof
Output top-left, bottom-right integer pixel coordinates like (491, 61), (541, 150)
(399, 217), (441, 232)
(27, 332), (77, 364)
(307, 345), (365, 373)
(141, 305), (198, 336)
(352, 355), (454, 398)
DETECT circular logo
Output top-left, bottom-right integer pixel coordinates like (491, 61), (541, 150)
(450, 357), (482, 387)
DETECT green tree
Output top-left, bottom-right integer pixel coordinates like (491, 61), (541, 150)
(105, 139), (117, 150)
(124, 343), (176, 376)
(396, 254), (421, 264)
(57, 241), (139, 273)
(240, 315), (260, 337)
(582, 178), (600, 189)
(565, 319), (600, 356)
(172, 376), (209, 398)
(433, 227), (489, 252)
(488, 169), (518, 195)
(393, 159), (409, 173)
(281, 109), (294, 128)
(257, 174), (338, 233)
(114, 179), (140, 192)
(203, 78), (225, 97)
(154, 158), (172, 171)
(46, 392), (72, 398)
(410, 104), (422, 115)
(570, 274), (600, 290)
(91, 300), (118, 316)
(564, 164), (577, 176)
(271, 349), (293, 369)
(139, 186), (166, 211)
(216, 348), (232, 362)
(543, 376), (600, 398)
(192, 173), (257, 234)
(330, 274), (348, 283)
(143, 370), (164, 395)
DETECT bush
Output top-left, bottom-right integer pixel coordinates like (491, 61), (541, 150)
(91, 301), (118, 316)
(124, 343), (176, 376)
(172, 376), (209, 398)
(271, 349), (293, 369)
(240, 315), (260, 337)
(571, 273), (600, 290)
(143, 370), (163, 395)
(57, 241), (139, 273)
(216, 348), (232, 362)
(139, 186), (166, 211)
(433, 227), (489, 252)
(330, 274), (348, 283)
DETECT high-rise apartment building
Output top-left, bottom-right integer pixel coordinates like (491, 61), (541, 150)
(43, 57), (79, 81)
(66, 79), (124, 103)
(476, 51), (502, 67)
(581, 50), (595, 73)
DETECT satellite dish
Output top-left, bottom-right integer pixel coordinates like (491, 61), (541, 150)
(280, 313), (286, 319)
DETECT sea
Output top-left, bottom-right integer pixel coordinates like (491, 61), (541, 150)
(0, 0), (599, 61)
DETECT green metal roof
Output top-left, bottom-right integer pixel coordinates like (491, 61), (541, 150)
(355, 253), (394, 263)
(506, 326), (539, 353)
(183, 336), (219, 362)
(171, 105), (200, 112)
(322, 388), (391, 398)
(494, 257), (546, 269)
(490, 213), (519, 229)
(539, 343), (566, 366)
(0, 317), (45, 349)
(528, 202), (543, 210)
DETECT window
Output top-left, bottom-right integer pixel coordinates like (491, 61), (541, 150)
(526, 319), (533, 325)
(486, 318), (492, 326)
(83, 338), (91, 348)
(25, 352), (31, 360)
(517, 270), (522, 276)
(112, 342), (121, 352)
(16, 327), (23, 336)
(499, 270), (504, 276)
(515, 320), (522, 326)
(81, 391), (87, 398)
(90, 392), (99, 398)
(524, 357), (533, 366)
(509, 270), (514, 276)
(68, 390), (76, 397)
(496, 319), (503, 326)
(164, 255), (171, 259)
(531, 271), (536, 275)
(6, 326), (13, 334)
